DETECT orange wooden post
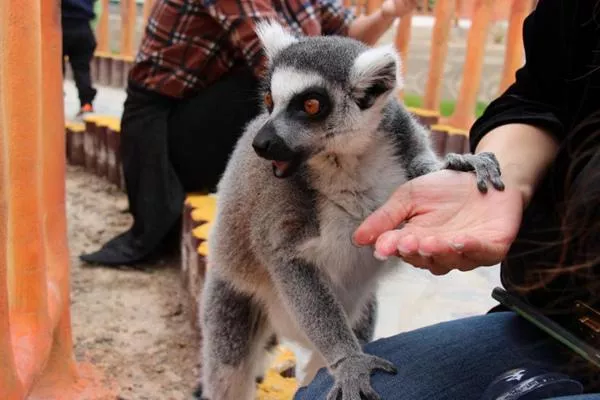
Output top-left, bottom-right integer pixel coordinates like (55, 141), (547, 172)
(120, 0), (137, 57)
(423, 0), (455, 110)
(449, 0), (493, 129)
(95, 0), (110, 53)
(32, 0), (81, 394)
(0, 63), (22, 400)
(395, 12), (413, 100)
(143, 0), (156, 24)
(0, 0), (114, 398)
(2, 0), (52, 393)
(365, 0), (382, 15)
(497, 0), (534, 95)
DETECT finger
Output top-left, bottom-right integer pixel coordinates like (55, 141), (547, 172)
(428, 265), (452, 276)
(353, 184), (413, 246)
(449, 234), (507, 267)
(372, 230), (407, 260)
(400, 236), (468, 274)
(418, 236), (472, 270)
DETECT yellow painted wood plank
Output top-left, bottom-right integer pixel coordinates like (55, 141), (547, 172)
(197, 241), (209, 257)
(96, 116), (121, 127)
(192, 223), (211, 241)
(406, 107), (440, 117)
(256, 346), (297, 400)
(185, 194), (217, 210)
(191, 204), (216, 222)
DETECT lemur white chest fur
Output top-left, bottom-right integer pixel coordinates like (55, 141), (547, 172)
(271, 136), (406, 341)
(299, 134), (406, 282)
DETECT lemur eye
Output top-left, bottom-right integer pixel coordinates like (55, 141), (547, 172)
(264, 92), (273, 111)
(303, 99), (320, 115)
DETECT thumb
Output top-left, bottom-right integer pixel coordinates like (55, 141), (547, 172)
(352, 183), (414, 246)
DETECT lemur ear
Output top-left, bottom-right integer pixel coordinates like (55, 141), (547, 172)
(256, 20), (298, 61)
(350, 44), (403, 110)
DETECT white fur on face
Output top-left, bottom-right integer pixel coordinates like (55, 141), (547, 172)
(270, 67), (325, 112)
(256, 20), (298, 61)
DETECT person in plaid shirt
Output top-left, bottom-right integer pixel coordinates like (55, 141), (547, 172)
(80, 0), (417, 267)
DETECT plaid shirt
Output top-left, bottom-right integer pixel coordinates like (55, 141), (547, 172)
(129, 0), (356, 98)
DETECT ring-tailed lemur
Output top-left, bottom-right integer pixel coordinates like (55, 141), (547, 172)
(196, 21), (504, 400)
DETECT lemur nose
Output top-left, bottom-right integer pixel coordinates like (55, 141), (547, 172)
(252, 121), (294, 161)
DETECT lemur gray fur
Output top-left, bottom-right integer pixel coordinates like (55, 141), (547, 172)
(196, 21), (504, 400)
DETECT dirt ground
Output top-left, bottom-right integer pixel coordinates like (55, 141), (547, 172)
(66, 165), (200, 400)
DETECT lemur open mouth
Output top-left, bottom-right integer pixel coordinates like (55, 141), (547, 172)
(271, 157), (301, 178)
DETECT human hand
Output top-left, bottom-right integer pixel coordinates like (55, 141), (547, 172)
(381, 0), (417, 19)
(353, 170), (524, 275)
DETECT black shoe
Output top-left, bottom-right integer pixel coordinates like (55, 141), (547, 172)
(79, 221), (182, 268)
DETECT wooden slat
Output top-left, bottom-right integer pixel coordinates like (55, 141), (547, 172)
(498, 0), (535, 95)
(120, 0), (137, 57)
(449, 0), (494, 129)
(395, 12), (413, 99)
(142, 0), (156, 23)
(95, 0), (110, 53)
(192, 223), (211, 241)
(423, 0), (455, 110)
(197, 241), (209, 257)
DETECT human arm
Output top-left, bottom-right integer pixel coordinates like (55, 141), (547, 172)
(213, 0), (282, 79)
(346, 0), (417, 45)
(352, 0), (576, 273)
(352, 125), (558, 275)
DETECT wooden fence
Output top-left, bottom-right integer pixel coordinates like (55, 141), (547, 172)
(86, 0), (534, 131)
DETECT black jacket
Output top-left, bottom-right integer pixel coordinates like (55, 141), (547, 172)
(470, 0), (600, 314)
(62, 0), (95, 28)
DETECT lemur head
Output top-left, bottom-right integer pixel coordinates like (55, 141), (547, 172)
(251, 21), (403, 178)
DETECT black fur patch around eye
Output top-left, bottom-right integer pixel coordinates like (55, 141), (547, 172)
(355, 62), (396, 110)
(286, 86), (332, 122)
(356, 81), (391, 109)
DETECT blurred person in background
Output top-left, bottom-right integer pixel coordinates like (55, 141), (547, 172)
(80, 0), (418, 267)
(62, 0), (98, 118)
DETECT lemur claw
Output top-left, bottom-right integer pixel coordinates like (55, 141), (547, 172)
(442, 152), (505, 193)
(327, 353), (397, 400)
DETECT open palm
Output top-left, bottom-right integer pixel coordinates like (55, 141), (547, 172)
(353, 170), (524, 275)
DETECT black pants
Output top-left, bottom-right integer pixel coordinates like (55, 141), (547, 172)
(82, 67), (261, 265)
(62, 20), (97, 106)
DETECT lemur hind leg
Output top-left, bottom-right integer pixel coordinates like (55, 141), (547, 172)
(353, 295), (377, 346)
(196, 277), (273, 400)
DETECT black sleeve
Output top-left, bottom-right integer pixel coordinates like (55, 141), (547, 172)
(469, 0), (574, 151)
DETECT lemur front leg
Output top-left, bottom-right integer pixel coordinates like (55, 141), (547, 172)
(301, 296), (378, 386)
(441, 152), (505, 193)
(197, 275), (273, 400)
(353, 295), (377, 346)
(269, 259), (396, 400)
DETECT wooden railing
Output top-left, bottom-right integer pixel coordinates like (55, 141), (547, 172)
(86, 0), (535, 131)
(1, 1), (115, 399)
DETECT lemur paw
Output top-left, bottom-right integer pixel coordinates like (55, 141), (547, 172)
(442, 152), (505, 193)
(327, 353), (397, 400)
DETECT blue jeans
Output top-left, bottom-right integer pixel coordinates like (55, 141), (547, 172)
(294, 312), (600, 400)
